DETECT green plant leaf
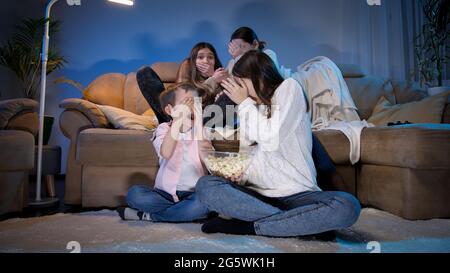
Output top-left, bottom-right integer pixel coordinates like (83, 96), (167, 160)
(53, 76), (84, 92)
(0, 17), (66, 100)
(415, 0), (449, 87)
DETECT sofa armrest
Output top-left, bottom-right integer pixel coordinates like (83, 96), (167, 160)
(59, 98), (109, 128)
(59, 98), (112, 205)
(0, 130), (35, 171)
(0, 98), (38, 130)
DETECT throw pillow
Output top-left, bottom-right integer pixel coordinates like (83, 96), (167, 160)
(367, 91), (450, 126)
(96, 104), (158, 131)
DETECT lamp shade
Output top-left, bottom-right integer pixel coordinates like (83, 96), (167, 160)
(108, 0), (134, 6)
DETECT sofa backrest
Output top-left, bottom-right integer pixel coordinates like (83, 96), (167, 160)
(337, 64), (428, 120)
(151, 62), (180, 88)
(122, 72), (154, 115)
(344, 76), (397, 120)
(82, 61), (430, 120)
(82, 72), (152, 115)
(83, 73), (126, 109)
(82, 63), (181, 116)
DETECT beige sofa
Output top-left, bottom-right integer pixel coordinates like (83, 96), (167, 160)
(0, 98), (38, 215)
(59, 62), (450, 220)
(59, 63), (178, 207)
(314, 65), (450, 220)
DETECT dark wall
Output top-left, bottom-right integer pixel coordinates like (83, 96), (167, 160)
(0, 0), (424, 173)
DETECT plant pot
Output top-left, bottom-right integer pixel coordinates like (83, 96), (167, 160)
(428, 86), (450, 97)
(36, 116), (54, 145)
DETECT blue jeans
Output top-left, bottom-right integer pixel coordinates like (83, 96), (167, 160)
(126, 185), (212, 223)
(196, 176), (361, 237)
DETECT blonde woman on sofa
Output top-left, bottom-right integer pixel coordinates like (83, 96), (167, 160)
(196, 50), (361, 237)
(117, 83), (215, 222)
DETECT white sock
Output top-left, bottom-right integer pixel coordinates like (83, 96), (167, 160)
(124, 208), (142, 220)
(141, 212), (152, 221)
(118, 207), (152, 221)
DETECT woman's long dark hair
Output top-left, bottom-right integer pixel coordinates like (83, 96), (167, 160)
(232, 50), (284, 118)
(230, 27), (266, 50)
(176, 42), (223, 106)
(188, 42), (222, 86)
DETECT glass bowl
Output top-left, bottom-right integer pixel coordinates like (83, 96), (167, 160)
(201, 149), (255, 180)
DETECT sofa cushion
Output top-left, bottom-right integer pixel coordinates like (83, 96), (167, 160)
(367, 92), (450, 126)
(0, 130), (35, 171)
(77, 128), (159, 166)
(338, 64), (365, 78)
(313, 130), (351, 165)
(151, 62), (180, 83)
(361, 124), (450, 169)
(97, 105), (158, 131)
(83, 73), (126, 109)
(345, 76), (396, 120)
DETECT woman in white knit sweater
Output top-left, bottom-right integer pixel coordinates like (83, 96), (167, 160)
(223, 26), (349, 193)
(196, 50), (360, 237)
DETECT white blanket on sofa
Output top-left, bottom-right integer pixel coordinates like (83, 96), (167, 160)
(292, 56), (373, 164)
(292, 56), (360, 124)
(311, 119), (372, 165)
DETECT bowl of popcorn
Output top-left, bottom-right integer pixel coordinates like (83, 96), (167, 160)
(201, 149), (255, 181)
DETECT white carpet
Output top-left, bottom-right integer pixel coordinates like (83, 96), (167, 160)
(0, 208), (449, 253)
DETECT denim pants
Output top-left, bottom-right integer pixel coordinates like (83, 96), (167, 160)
(126, 185), (211, 223)
(196, 176), (361, 237)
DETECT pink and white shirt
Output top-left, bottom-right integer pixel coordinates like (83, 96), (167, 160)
(152, 122), (208, 202)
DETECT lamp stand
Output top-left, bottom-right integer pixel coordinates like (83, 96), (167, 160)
(29, 0), (60, 208)
(29, 0), (132, 208)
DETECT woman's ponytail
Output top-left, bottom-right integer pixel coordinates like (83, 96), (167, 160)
(231, 26), (266, 51)
(258, 41), (267, 50)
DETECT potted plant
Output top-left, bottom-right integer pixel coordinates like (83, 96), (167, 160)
(0, 18), (66, 144)
(414, 0), (450, 96)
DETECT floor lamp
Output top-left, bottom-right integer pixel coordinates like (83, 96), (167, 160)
(30, 0), (134, 207)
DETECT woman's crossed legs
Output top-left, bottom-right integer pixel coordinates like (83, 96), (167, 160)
(196, 176), (361, 237)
